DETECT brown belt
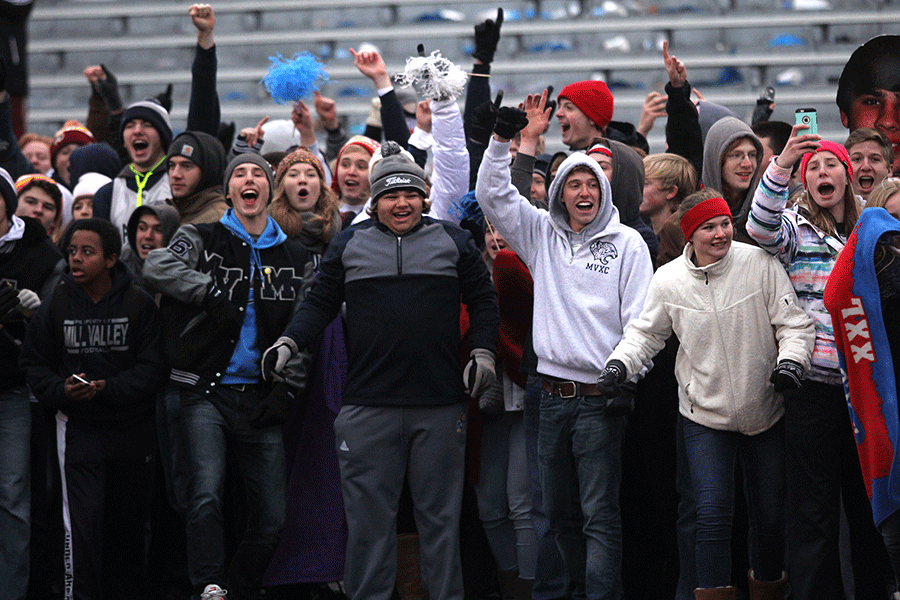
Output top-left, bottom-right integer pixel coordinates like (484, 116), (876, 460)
(542, 378), (601, 398)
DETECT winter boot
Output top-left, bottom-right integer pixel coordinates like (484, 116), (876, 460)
(396, 533), (428, 600)
(693, 586), (737, 600)
(747, 569), (787, 600)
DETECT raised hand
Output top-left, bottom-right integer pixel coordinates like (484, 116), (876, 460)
(663, 40), (687, 88)
(350, 47), (390, 89)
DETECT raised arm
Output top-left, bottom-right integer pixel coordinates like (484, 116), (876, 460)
(746, 124), (820, 261)
(663, 41), (703, 180)
(186, 3), (221, 136)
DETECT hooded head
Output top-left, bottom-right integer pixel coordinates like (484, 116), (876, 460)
(0, 167), (17, 219)
(702, 117), (764, 223)
(15, 174), (63, 236)
(125, 203), (181, 260)
(166, 131), (227, 199)
(546, 152), (616, 236)
(68, 142), (122, 185)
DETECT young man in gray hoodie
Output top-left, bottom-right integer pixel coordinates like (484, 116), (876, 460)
(477, 108), (652, 600)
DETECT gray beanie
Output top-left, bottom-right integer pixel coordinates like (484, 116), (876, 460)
(224, 153), (275, 205)
(369, 141), (427, 202)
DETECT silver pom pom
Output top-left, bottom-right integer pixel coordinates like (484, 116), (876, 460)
(394, 50), (467, 101)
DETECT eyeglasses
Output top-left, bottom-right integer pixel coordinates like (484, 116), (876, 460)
(725, 151), (758, 163)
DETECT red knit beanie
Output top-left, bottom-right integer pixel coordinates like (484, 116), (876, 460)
(330, 135), (380, 194)
(800, 140), (853, 190)
(558, 81), (614, 130)
(680, 197), (732, 241)
(50, 120), (94, 166)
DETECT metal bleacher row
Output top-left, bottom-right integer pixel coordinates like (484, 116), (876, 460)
(26, 0), (900, 153)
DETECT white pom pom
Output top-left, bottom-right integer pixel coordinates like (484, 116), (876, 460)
(394, 50), (467, 101)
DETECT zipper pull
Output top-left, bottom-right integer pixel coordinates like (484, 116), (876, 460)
(263, 267), (272, 285)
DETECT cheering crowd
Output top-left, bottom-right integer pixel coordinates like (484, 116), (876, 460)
(3, 4), (900, 600)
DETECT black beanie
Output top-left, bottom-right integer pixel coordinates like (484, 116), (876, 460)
(0, 168), (16, 219)
(369, 141), (427, 202)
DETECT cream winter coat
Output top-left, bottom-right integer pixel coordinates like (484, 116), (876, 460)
(608, 240), (814, 434)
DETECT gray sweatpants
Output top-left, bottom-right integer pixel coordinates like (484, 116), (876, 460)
(334, 402), (468, 600)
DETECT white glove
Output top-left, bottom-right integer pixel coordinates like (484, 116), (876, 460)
(16, 289), (40, 318)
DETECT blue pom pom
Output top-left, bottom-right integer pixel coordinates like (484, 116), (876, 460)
(261, 53), (329, 104)
(449, 190), (484, 223)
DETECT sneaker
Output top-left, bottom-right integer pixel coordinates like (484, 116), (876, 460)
(201, 584), (228, 600)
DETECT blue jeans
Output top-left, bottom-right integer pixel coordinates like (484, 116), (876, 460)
(0, 386), (31, 600)
(181, 386), (286, 597)
(538, 389), (625, 600)
(681, 415), (785, 587)
(524, 374), (568, 599)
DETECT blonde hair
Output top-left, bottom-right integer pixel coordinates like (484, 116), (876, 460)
(866, 178), (900, 209)
(644, 153), (698, 210)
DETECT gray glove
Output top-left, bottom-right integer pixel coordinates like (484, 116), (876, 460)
(16, 289), (40, 318)
(261, 336), (297, 383)
(464, 348), (496, 399)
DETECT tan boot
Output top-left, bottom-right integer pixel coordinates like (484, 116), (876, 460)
(747, 569), (787, 600)
(693, 586), (737, 600)
(396, 533), (428, 600)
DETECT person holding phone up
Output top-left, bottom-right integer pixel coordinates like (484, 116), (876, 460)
(747, 123), (889, 599)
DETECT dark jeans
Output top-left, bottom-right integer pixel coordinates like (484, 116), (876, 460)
(181, 386), (286, 598)
(523, 374), (568, 599)
(538, 389), (625, 600)
(879, 509), (900, 588)
(784, 380), (893, 600)
(681, 415), (785, 587)
(0, 386), (30, 600)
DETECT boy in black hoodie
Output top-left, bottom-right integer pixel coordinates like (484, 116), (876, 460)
(19, 218), (167, 600)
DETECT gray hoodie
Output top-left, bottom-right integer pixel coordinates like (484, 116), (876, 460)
(477, 139), (653, 383)
(701, 116), (764, 242)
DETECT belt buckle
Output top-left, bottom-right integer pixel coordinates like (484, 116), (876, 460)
(558, 381), (577, 399)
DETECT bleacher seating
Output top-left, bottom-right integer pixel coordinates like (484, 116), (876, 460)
(25, 0), (900, 152)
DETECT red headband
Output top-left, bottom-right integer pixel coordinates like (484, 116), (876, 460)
(680, 197), (732, 241)
(587, 144), (612, 158)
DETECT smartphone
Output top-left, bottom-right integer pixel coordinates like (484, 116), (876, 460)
(72, 374), (90, 385)
(795, 108), (818, 135)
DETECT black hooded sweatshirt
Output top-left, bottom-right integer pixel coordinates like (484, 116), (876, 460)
(19, 261), (167, 428)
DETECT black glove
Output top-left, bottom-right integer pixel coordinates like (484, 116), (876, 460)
(473, 7), (504, 64)
(597, 359), (627, 398)
(770, 359), (804, 392)
(0, 284), (20, 320)
(494, 106), (529, 141)
(248, 383), (297, 429)
(154, 83), (173, 113)
(751, 86), (775, 125)
(261, 337), (296, 383)
(468, 91), (503, 144)
(201, 283), (241, 328)
(545, 85), (558, 121)
(93, 64), (123, 112)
